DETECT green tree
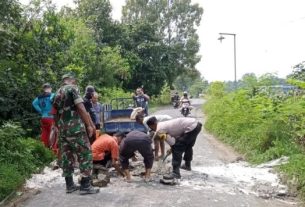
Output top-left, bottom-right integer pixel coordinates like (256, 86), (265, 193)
(75, 0), (119, 45)
(0, 0), (22, 27)
(122, 0), (203, 88)
(0, 0), (74, 134)
(240, 73), (258, 95)
(208, 81), (225, 98)
(288, 61), (305, 81)
(258, 73), (281, 86)
(117, 21), (168, 95)
(189, 78), (209, 97)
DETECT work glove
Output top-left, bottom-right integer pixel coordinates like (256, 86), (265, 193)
(158, 133), (167, 141)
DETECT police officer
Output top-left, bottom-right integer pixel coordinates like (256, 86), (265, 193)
(146, 117), (202, 183)
(53, 72), (99, 195)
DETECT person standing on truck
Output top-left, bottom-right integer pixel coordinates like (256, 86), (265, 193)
(120, 131), (154, 182)
(52, 72), (99, 195)
(133, 87), (150, 116)
(83, 85), (97, 144)
(92, 92), (103, 131)
(146, 117), (202, 183)
(32, 83), (55, 147)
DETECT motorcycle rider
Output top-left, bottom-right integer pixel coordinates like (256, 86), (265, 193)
(172, 92), (180, 108)
(179, 91), (192, 114)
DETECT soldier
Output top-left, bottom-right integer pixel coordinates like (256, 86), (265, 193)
(52, 72), (99, 195)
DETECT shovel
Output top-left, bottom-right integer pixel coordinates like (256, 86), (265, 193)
(162, 149), (172, 163)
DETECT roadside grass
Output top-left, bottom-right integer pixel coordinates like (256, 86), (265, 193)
(0, 164), (24, 202)
(203, 89), (305, 199)
(0, 122), (54, 201)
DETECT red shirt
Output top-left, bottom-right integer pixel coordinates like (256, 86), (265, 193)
(91, 134), (119, 161)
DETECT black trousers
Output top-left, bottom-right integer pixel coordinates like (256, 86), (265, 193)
(93, 152), (112, 166)
(171, 122), (202, 172)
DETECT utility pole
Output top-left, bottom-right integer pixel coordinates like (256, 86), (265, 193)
(218, 33), (237, 85)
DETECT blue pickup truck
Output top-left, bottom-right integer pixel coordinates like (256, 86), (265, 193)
(103, 98), (147, 134)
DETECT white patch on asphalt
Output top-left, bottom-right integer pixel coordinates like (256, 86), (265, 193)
(179, 160), (289, 198)
(25, 167), (63, 189)
(194, 162), (278, 185)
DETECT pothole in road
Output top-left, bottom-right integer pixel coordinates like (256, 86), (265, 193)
(179, 160), (290, 200)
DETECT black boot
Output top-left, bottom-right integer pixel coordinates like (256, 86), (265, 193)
(65, 176), (79, 193)
(161, 167), (181, 185)
(163, 166), (181, 180)
(79, 177), (100, 195)
(181, 161), (191, 171)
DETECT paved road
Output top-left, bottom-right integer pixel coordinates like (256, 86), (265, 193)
(19, 99), (298, 207)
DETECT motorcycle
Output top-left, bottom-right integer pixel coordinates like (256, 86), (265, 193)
(181, 102), (190, 117)
(172, 100), (179, 109)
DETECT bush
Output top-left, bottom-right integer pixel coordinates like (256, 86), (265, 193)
(204, 86), (305, 199)
(150, 83), (171, 106)
(0, 164), (23, 201)
(0, 122), (54, 201)
(99, 87), (133, 104)
(280, 154), (305, 197)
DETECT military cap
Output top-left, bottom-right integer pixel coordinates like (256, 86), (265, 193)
(62, 72), (76, 80)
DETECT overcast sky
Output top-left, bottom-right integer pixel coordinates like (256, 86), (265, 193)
(19, 0), (305, 82)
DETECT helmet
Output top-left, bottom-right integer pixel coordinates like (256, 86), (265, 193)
(183, 91), (188, 96)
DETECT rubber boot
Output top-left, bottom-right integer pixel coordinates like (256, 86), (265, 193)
(65, 176), (79, 193)
(79, 177), (100, 195)
(181, 161), (191, 171)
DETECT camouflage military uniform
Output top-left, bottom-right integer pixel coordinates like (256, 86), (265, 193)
(53, 84), (93, 177)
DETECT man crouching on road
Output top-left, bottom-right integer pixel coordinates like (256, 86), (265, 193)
(91, 132), (125, 176)
(146, 117), (202, 182)
(52, 72), (99, 195)
(119, 131), (154, 182)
